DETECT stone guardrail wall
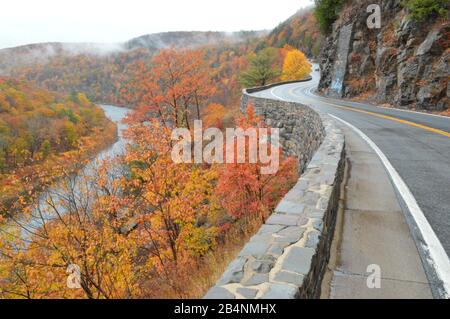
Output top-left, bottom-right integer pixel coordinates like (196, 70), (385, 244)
(243, 77), (312, 95)
(240, 77), (320, 173)
(204, 81), (345, 299)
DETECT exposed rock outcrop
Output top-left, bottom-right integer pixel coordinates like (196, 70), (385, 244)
(319, 0), (449, 111)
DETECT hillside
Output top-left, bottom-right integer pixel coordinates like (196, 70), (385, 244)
(126, 30), (267, 50)
(318, 0), (449, 111)
(6, 49), (149, 105)
(0, 31), (266, 76)
(0, 13), (321, 107)
(0, 42), (126, 75)
(264, 7), (324, 58)
(0, 77), (116, 214)
(0, 31), (266, 105)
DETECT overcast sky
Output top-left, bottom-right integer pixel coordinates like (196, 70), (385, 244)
(1, 0), (314, 49)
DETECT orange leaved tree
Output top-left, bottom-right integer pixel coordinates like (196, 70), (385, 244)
(281, 49), (312, 81)
(122, 49), (215, 129)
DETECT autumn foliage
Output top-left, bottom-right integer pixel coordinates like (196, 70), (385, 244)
(281, 49), (312, 81)
(0, 42), (304, 298)
(122, 49), (215, 128)
(216, 108), (298, 221)
(0, 77), (116, 216)
(265, 7), (323, 57)
(0, 100), (298, 298)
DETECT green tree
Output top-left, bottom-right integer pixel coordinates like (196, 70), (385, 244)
(403, 0), (448, 21)
(240, 48), (280, 87)
(312, 41), (322, 58)
(40, 139), (51, 159)
(314, 0), (344, 34)
(0, 122), (12, 171)
(62, 122), (78, 149)
(0, 149), (6, 171)
(66, 109), (80, 124)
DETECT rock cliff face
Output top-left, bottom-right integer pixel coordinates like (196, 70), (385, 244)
(319, 0), (449, 111)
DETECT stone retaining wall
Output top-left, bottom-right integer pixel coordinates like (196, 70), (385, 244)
(240, 79), (323, 173)
(243, 77), (312, 95)
(204, 82), (345, 299)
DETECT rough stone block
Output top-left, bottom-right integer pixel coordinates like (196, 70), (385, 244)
(295, 191), (320, 207)
(237, 288), (258, 299)
(305, 230), (321, 249)
(313, 219), (324, 232)
(257, 224), (285, 235)
(204, 287), (236, 299)
(238, 241), (271, 257)
(261, 283), (298, 299)
(267, 244), (285, 257)
(274, 226), (305, 244)
(275, 200), (306, 215)
(266, 213), (299, 226)
(280, 247), (315, 275)
(272, 270), (305, 286)
(305, 208), (325, 219)
(250, 257), (276, 273)
(242, 273), (269, 286)
(217, 257), (247, 285)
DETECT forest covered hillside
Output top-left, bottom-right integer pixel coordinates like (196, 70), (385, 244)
(0, 13), (317, 105)
(126, 30), (267, 50)
(264, 7), (323, 58)
(0, 77), (116, 215)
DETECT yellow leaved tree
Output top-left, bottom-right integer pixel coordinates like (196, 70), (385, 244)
(281, 49), (312, 81)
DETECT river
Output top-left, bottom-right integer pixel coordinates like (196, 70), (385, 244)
(96, 104), (130, 160)
(3, 104), (130, 240)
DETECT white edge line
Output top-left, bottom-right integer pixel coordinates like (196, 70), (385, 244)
(265, 78), (450, 297)
(328, 113), (450, 298)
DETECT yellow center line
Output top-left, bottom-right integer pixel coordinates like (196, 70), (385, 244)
(289, 87), (450, 138)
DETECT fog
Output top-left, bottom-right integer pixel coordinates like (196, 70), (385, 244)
(0, 0), (313, 49)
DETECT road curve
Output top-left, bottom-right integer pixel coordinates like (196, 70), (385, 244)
(250, 68), (450, 297)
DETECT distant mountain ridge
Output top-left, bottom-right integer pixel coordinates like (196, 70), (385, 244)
(126, 30), (268, 50)
(0, 30), (267, 75)
(0, 10), (321, 105)
(0, 42), (125, 74)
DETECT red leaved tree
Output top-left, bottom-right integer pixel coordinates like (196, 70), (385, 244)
(216, 106), (298, 223)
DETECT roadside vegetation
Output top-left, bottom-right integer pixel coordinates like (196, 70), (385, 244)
(239, 47), (281, 87)
(314, 0), (345, 34)
(403, 0), (449, 22)
(281, 49), (312, 81)
(313, 0), (449, 35)
(240, 45), (311, 87)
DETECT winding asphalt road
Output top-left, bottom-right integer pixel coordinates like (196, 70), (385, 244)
(250, 68), (450, 296)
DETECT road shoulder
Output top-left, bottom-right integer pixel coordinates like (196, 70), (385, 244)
(321, 123), (433, 299)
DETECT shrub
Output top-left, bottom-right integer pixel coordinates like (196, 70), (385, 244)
(314, 0), (345, 34)
(403, 0), (449, 22)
